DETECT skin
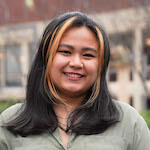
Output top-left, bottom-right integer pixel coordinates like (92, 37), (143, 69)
(50, 26), (99, 147)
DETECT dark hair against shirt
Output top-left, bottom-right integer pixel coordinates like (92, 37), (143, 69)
(4, 12), (120, 136)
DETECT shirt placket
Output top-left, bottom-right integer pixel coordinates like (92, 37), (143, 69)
(51, 129), (76, 150)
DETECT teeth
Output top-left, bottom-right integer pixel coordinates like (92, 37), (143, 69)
(66, 73), (81, 78)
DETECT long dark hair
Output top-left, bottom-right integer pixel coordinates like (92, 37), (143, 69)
(5, 12), (120, 136)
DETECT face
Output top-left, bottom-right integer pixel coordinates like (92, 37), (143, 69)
(50, 26), (99, 100)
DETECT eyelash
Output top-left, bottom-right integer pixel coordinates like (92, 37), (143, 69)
(57, 50), (95, 58)
(83, 53), (95, 58)
(57, 50), (71, 55)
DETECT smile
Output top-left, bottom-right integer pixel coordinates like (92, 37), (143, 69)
(64, 72), (84, 80)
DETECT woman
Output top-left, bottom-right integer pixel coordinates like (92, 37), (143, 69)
(0, 12), (150, 150)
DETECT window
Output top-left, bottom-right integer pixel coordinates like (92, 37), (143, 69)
(130, 70), (133, 81)
(0, 47), (4, 87)
(146, 97), (150, 109)
(109, 67), (117, 82)
(0, 44), (23, 87)
(109, 32), (133, 50)
(143, 28), (150, 80)
(29, 42), (36, 67)
(130, 96), (134, 107)
(109, 32), (133, 66)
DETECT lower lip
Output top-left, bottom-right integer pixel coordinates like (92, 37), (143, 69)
(64, 73), (83, 81)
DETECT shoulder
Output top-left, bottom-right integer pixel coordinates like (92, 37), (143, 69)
(113, 100), (149, 130)
(114, 100), (140, 119)
(113, 100), (150, 148)
(0, 103), (24, 124)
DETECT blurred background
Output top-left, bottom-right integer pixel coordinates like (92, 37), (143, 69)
(0, 0), (150, 116)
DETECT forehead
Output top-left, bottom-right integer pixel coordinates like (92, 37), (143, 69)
(62, 26), (96, 38)
(59, 26), (98, 46)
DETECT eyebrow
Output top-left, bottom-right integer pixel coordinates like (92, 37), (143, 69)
(59, 44), (73, 49)
(58, 44), (97, 53)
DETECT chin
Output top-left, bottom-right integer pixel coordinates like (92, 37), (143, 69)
(64, 87), (84, 93)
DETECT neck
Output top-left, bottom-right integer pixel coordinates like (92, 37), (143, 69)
(53, 95), (84, 129)
(54, 96), (83, 117)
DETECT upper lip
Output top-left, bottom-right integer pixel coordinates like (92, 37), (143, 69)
(64, 72), (85, 76)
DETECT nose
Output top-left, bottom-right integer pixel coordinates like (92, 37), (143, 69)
(69, 55), (83, 68)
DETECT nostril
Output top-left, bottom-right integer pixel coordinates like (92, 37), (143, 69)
(69, 61), (83, 68)
(69, 57), (83, 66)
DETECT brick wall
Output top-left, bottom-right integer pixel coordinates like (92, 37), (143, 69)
(1, 0), (146, 25)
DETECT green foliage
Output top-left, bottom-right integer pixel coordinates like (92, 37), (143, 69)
(140, 110), (150, 129)
(0, 99), (19, 113)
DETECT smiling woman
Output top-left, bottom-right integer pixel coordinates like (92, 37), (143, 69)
(0, 12), (150, 150)
(50, 27), (99, 102)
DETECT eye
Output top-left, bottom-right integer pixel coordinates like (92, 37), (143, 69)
(57, 50), (71, 55)
(83, 53), (95, 58)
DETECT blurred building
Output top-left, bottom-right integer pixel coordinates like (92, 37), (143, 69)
(0, 0), (150, 111)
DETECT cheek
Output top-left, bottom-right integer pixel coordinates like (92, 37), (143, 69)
(51, 55), (66, 69)
(86, 61), (98, 76)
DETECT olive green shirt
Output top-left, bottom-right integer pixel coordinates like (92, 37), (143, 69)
(0, 101), (150, 150)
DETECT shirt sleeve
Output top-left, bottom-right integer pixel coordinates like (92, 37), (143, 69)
(132, 115), (150, 150)
(0, 103), (23, 150)
(0, 115), (9, 150)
